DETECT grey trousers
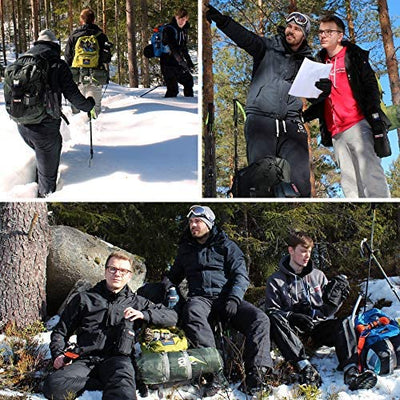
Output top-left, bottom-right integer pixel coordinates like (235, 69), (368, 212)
(332, 119), (390, 198)
(74, 83), (103, 115)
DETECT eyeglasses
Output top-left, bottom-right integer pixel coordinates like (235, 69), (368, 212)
(106, 266), (133, 276)
(286, 12), (309, 27)
(318, 29), (343, 37)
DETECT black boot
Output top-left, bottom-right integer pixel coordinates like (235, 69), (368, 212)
(239, 366), (271, 395)
(202, 372), (227, 397)
(297, 359), (322, 387)
(344, 366), (377, 391)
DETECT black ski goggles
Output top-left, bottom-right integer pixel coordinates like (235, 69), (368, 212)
(286, 12), (309, 27)
(186, 205), (208, 219)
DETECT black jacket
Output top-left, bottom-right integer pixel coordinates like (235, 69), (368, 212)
(161, 17), (193, 69)
(50, 281), (178, 360)
(303, 41), (390, 146)
(30, 41), (94, 115)
(215, 17), (312, 119)
(167, 226), (249, 303)
(64, 23), (109, 67)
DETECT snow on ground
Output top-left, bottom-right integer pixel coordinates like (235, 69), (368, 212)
(0, 82), (200, 201)
(1, 277), (400, 399)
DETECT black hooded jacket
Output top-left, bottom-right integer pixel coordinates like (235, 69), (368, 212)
(29, 41), (94, 114)
(64, 23), (109, 67)
(167, 226), (249, 303)
(160, 17), (193, 69)
(214, 17), (312, 120)
(50, 280), (178, 360)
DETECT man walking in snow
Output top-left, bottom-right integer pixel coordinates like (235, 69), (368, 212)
(265, 230), (378, 390)
(162, 205), (273, 396)
(65, 8), (112, 115)
(205, 5), (328, 197)
(303, 15), (390, 198)
(8, 29), (95, 198)
(43, 251), (177, 400)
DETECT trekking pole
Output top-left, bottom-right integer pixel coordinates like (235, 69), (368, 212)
(233, 99), (239, 198)
(88, 115), (94, 167)
(140, 84), (160, 97)
(360, 238), (400, 303)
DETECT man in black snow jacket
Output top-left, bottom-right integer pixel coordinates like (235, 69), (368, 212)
(206, 6), (329, 197)
(16, 30), (95, 198)
(160, 7), (194, 97)
(265, 230), (378, 390)
(162, 205), (273, 396)
(43, 251), (178, 400)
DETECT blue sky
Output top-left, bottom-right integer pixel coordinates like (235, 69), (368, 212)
(380, 0), (399, 172)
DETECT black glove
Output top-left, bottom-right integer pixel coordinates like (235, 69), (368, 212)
(224, 299), (238, 319)
(292, 301), (313, 317)
(206, 4), (228, 26)
(322, 274), (350, 308)
(315, 78), (332, 99)
(288, 313), (314, 333)
(86, 96), (95, 108)
(370, 113), (387, 135)
(370, 113), (391, 158)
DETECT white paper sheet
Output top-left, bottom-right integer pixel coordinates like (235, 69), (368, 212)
(288, 58), (333, 98)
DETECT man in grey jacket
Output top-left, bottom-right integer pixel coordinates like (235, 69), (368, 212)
(265, 230), (378, 390)
(206, 6), (330, 197)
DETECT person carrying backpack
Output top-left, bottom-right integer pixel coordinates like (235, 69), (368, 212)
(158, 8), (194, 98)
(65, 8), (112, 115)
(4, 29), (95, 198)
(265, 230), (378, 390)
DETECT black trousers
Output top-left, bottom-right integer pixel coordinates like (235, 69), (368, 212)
(18, 118), (62, 197)
(182, 296), (273, 371)
(43, 355), (136, 400)
(244, 114), (311, 197)
(268, 313), (358, 370)
(161, 65), (194, 97)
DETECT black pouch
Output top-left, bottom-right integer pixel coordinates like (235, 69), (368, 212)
(117, 319), (136, 356)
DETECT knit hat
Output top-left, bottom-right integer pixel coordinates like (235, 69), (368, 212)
(37, 29), (58, 43)
(187, 205), (215, 230)
(286, 12), (311, 38)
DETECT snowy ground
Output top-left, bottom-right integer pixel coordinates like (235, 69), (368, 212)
(1, 277), (400, 400)
(0, 82), (200, 201)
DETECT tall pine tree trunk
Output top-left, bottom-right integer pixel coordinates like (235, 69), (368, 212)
(377, 0), (400, 146)
(0, 203), (50, 330)
(203, 0), (216, 197)
(126, 0), (139, 87)
(0, 0), (6, 65)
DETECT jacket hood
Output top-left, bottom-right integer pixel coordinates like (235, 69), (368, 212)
(279, 254), (313, 278)
(32, 41), (61, 57)
(317, 40), (368, 61)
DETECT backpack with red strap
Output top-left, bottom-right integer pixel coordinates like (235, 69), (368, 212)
(355, 308), (400, 375)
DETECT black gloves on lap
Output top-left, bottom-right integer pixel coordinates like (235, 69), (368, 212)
(288, 313), (314, 333)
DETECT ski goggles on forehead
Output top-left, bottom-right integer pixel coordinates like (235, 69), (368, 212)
(286, 12), (309, 27)
(186, 205), (207, 218)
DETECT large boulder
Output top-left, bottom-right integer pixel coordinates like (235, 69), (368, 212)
(47, 225), (146, 315)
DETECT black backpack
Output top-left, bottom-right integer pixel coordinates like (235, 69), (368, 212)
(229, 156), (300, 198)
(4, 52), (51, 125)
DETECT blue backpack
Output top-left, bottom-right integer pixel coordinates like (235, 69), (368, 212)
(151, 24), (177, 57)
(355, 308), (400, 375)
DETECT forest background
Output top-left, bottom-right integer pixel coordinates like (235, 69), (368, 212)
(202, 0), (400, 198)
(1, 201), (399, 330)
(0, 0), (198, 88)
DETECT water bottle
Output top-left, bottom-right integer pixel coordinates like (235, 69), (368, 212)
(167, 287), (179, 308)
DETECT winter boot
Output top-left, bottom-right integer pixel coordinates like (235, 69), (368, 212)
(297, 359), (322, 387)
(201, 372), (227, 397)
(344, 366), (377, 391)
(239, 366), (271, 395)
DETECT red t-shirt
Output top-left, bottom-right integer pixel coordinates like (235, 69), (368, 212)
(323, 46), (364, 136)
